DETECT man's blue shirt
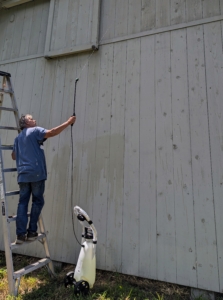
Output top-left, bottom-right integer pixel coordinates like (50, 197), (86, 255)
(13, 127), (47, 183)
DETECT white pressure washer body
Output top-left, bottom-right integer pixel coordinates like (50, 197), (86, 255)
(64, 206), (97, 296)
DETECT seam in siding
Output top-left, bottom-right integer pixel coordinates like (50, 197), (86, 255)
(170, 30), (177, 284)
(203, 23), (220, 291)
(186, 26), (198, 288)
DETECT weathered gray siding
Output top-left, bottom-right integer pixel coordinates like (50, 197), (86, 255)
(1, 0), (223, 294)
(0, 0), (50, 61)
(100, 0), (223, 40)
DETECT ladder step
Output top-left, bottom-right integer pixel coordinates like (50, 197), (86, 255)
(0, 145), (13, 150)
(13, 257), (51, 279)
(5, 190), (19, 196)
(8, 212), (30, 223)
(0, 126), (20, 130)
(3, 168), (17, 172)
(0, 88), (14, 94)
(0, 71), (11, 77)
(11, 233), (46, 250)
(0, 107), (17, 112)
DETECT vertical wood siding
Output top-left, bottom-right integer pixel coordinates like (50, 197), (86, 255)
(0, 0), (49, 61)
(139, 35), (157, 279)
(171, 29), (196, 287)
(204, 21), (223, 292)
(1, 0), (223, 294)
(47, 0), (100, 56)
(100, 0), (223, 41)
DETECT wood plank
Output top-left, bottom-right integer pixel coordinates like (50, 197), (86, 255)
(171, 28), (197, 286)
(115, 0), (128, 37)
(1, 8), (17, 61)
(37, 0), (50, 54)
(53, 0), (69, 51)
(204, 20), (223, 292)
(10, 5), (26, 59)
(76, 0), (92, 46)
(122, 38), (140, 275)
(155, 31), (176, 283)
(19, 59), (36, 115)
(141, 0), (156, 31)
(202, 0), (220, 18)
(50, 0), (59, 51)
(156, 0), (171, 28)
(92, 44), (113, 270)
(0, 12), (8, 61)
(71, 53), (93, 263)
(37, 61), (56, 129)
(186, 0), (202, 22)
(101, 15), (223, 47)
(44, 0), (55, 54)
(49, 57), (78, 261)
(221, 0), (223, 14)
(38, 59), (57, 257)
(170, 0), (186, 25)
(60, 54), (86, 263)
(105, 41), (126, 272)
(45, 43), (95, 59)
(28, 0), (45, 55)
(100, 0), (115, 40)
(66, 0), (79, 48)
(128, 0), (141, 35)
(90, 0), (101, 45)
(75, 52), (101, 261)
(28, 58), (45, 120)
(19, 1), (35, 57)
(139, 35), (157, 279)
(187, 24), (219, 291)
(44, 58), (67, 260)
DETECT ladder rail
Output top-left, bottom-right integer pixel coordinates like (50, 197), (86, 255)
(6, 77), (20, 133)
(38, 215), (55, 276)
(0, 139), (16, 294)
(0, 72), (55, 296)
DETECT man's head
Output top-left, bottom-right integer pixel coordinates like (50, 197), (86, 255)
(19, 114), (36, 130)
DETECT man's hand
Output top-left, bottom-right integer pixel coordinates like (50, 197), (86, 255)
(67, 116), (76, 125)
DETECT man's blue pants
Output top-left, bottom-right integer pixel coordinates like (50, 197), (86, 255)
(16, 180), (45, 236)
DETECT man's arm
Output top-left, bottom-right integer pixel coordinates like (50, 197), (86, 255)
(44, 116), (76, 138)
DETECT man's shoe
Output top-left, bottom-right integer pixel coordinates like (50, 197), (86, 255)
(15, 235), (26, 244)
(27, 231), (38, 241)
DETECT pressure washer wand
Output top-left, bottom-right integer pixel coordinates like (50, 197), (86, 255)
(71, 78), (79, 126)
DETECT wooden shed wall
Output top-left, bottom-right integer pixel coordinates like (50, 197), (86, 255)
(0, 0), (50, 61)
(100, 0), (223, 39)
(1, 0), (223, 294)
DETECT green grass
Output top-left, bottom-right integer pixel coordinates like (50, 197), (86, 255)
(0, 251), (222, 300)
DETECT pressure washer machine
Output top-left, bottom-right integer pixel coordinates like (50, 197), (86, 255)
(64, 206), (97, 296)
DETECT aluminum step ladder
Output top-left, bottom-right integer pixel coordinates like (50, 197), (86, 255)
(0, 71), (55, 296)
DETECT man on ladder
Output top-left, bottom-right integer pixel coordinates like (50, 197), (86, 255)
(12, 113), (76, 244)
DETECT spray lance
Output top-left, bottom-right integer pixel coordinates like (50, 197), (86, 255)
(66, 78), (98, 297)
(71, 78), (79, 120)
(70, 77), (83, 247)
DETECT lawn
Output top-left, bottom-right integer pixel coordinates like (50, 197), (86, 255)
(0, 251), (222, 300)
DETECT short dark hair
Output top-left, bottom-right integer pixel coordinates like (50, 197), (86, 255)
(19, 114), (32, 130)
